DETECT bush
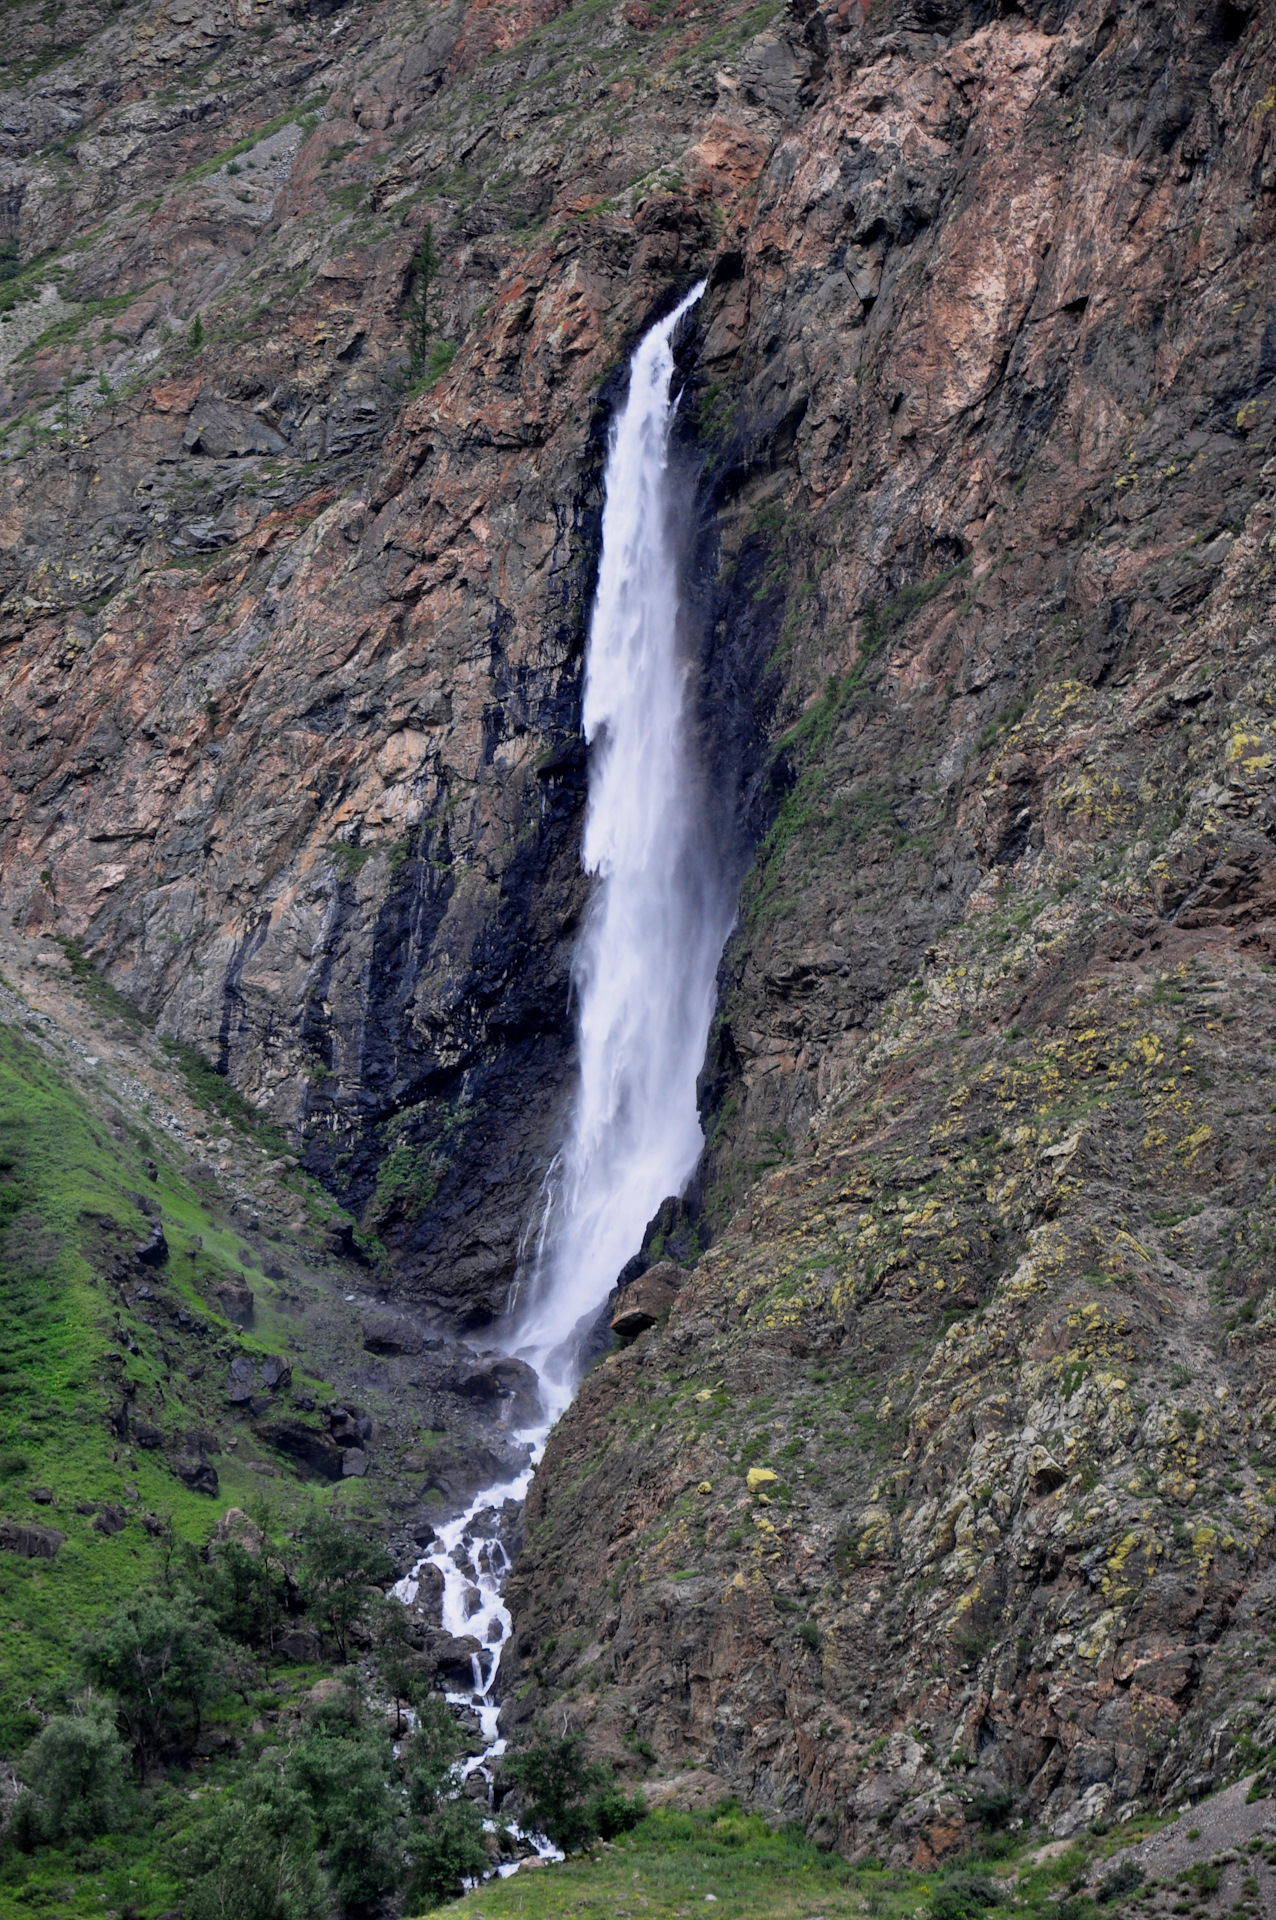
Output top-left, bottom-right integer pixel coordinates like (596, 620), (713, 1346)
(19, 1697), (128, 1841)
(1097, 1860), (1145, 1904)
(589, 1782), (647, 1840)
(406, 1797), (489, 1908)
(967, 1788), (1014, 1830)
(932, 1870), (1002, 1920)
(500, 1734), (642, 1853)
(183, 1765), (328, 1920)
(298, 1510), (394, 1662)
(289, 1723), (400, 1915)
(502, 1734), (607, 1852)
(407, 1696), (468, 1818)
(82, 1594), (224, 1771)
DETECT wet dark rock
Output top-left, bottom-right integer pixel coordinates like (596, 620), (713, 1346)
(426, 1630), (484, 1685)
(0, 1521), (65, 1558)
(27, 1487), (55, 1505)
(135, 1222), (169, 1268)
(226, 1356), (255, 1404)
(362, 1310), (427, 1355)
(259, 1354), (291, 1391)
(93, 1506), (127, 1535)
(171, 1457), (219, 1496)
(213, 1275), (254, 1326)
(611, 1260), (685, 1337)
(132, 1421), (163, 1450)
(255, 1417), (343, 1481)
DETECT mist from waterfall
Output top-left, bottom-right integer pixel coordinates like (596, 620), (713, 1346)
(512, 278), (733, 1413)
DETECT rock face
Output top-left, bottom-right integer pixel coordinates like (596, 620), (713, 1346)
(2, 0), (1276, 1856)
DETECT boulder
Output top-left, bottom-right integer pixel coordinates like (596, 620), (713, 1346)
(132, 1420), (163, 1449)
(172, 1456), (219, 1496)
(93, 1506), (127, 1535)
(611, 1259), (685, 1337)
(183, 398), (288, 458)
(1028, 1446), (1067, 1497)
(341, 1448), (369, 1478)
(277, 1626), (322, 1663)
(446, 1355), (543, 1426)
(259, 1354), (291, 1391)
(362, 1311), (426, 1355)
(0, 1520), (65, 1558)
(213, 1276), (254, 1326)
(135, 1221), (169, 1268)
(227, 1356), (255, 1404)
(427, 1629), (484, 1685)
(256, 1417), (343, 1480)
(213, 1507), (263, 1554)
(27, 1487), (55, 1505)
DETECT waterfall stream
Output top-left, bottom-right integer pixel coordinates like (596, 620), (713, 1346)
(394, 281), (732, 1860)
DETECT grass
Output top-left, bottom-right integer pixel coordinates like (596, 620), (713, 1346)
(0, 1017), (360, 1742)
(410, 1803), (1160, 1920)
(413, 1808), (874, 1920)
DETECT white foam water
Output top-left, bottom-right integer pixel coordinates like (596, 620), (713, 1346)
(395, 282), (732, 1868)
(513, 276), (731, 1412)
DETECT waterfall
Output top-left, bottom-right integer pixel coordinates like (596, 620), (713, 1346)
(395, 283), (733, 1856)
(513, 277), (731, 1412)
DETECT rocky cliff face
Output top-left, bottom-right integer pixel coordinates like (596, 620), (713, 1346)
(2, 0), (1276, 1853)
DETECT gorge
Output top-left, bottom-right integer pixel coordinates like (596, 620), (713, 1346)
(2, 0), (1276, 1907)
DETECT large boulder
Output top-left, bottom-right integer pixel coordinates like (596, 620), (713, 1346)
(362, 1311), (427, 1355)
(0, 1520), (64, 1558)
(172, 1455), (219, 1496)
(256, 1416), (344, 1481)
(611, 1260), (685, 1337)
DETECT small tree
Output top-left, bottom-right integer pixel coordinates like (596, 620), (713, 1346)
(184, 1763), (327, 1920)
(501, 1733), (606, 1852)
(81, 1594), (223, 1773)
(189, 313), (205, 352)
(19, 1696), (128, 1841)
(406, 1695), (467, 1817)
(298, 1509), (393, 1662)
(501, 1733), (644, 1852)
(406, 1798), (489, 1908)
(289, 1722), (400, 1916)
(372, 1597), (424, 1734)
(403, 224), (438, 376)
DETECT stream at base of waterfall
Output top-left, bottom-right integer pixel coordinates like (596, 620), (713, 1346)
(391, 278), (731, 1873)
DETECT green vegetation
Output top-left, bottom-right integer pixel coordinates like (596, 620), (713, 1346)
(408, 1802), (1161, 1920)
(501, 1734), (645, 1851)
(405, 223), (440, 377)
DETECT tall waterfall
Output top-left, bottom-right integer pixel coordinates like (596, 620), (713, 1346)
(513, 278), (732, 1412)
(395, 285), (733, 1839)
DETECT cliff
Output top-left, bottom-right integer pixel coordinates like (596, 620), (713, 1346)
(2, 0), (1276, 1862)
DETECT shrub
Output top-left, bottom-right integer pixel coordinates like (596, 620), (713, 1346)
(183, 1764), (327, 1920)
(967, 1788), (1014, 1829)
(1098, 1860), (1145, 1903)
(589, 1783), (646, 1840)
(406, 1797), (489, 1908)
(407, 1696), (468, 1817)
(297, 1510), (394, 1662)
(932, 1870), (1002, 1920)
(289, 1723), (400, 1914)
(18, 1698), (127, 1841)
(81, 1594), (224, 1772)
(501, 1734), (607, 1852)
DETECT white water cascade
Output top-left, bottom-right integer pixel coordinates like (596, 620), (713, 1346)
(395, 282), (734, 1859)
(513, 275), (732, 1412)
